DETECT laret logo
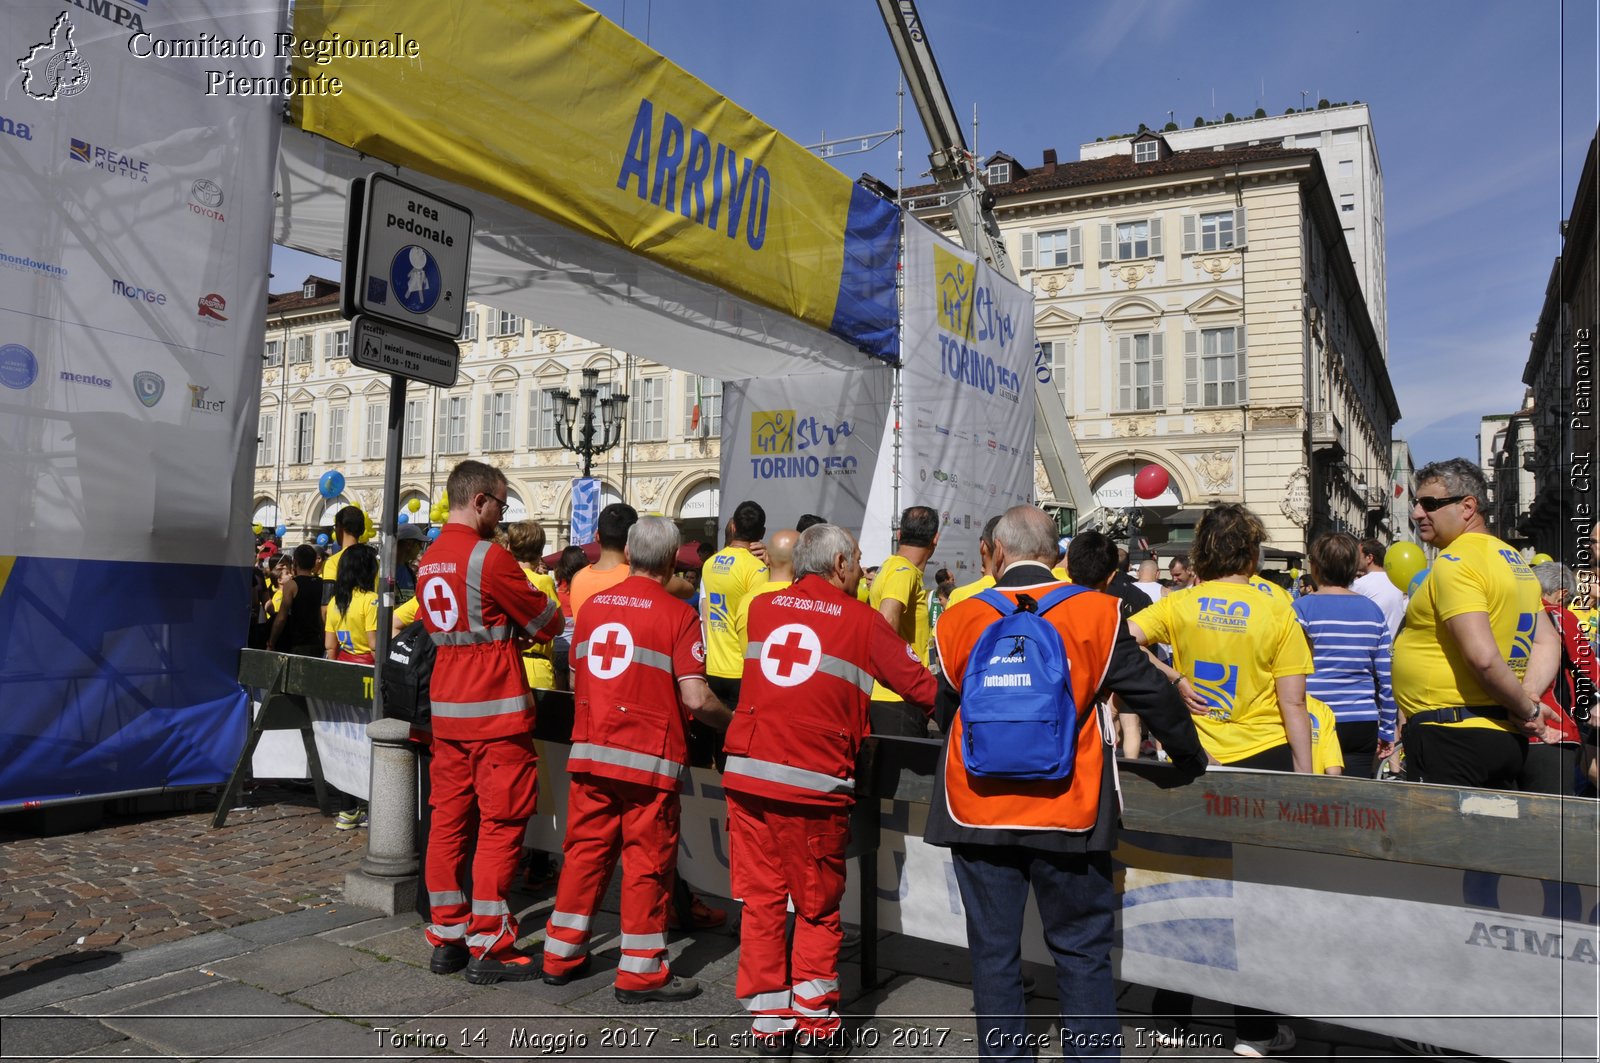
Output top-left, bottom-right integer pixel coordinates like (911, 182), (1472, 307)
(188, 383), (225, 413)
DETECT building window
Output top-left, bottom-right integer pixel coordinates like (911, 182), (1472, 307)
(530, 387), (559, 449)
(1185, 326), (1248, 408)
(287, 335), (312, 365)
(326, 405), (346, 462)
(1101, 218), (1162, 262)
(1116, 332), (1164, 411)
(323, 328), (349, 363)
(1183, 209), (1247, 254)
(1133, 140), (1159, 163)
(264, 340), (282, 367)
(403, 399), (426, 457)
(364, 402), (386, 459)
(437, 395), (469, 454)
(1021, 228), (1081, 270)
(292, 410), (315, 464)
(492, 311), (521, 338)
(629, 376), (666, 441)
(460, 312), (478, 342)
(985, 161), (1011, 185)
(481, 390), (514, 451)
(257, 411), (276, 466)
(683, 375), (722, 436)
(302, 281), (316, 299)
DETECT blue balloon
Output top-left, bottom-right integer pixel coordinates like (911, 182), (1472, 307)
(427, 527), (441, 541)
(274, 524), (287, 537)
(1408, 567), (1430, 596)
(318, 470), (345, 500)
(316, 532), (330, 545)
(397, 512), (408, 524)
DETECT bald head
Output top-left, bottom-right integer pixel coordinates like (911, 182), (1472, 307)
(992, 505), (1059, 569)
(767, 528), (798, 581)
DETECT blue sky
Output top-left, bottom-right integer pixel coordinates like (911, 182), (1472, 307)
(272, 0), (1598, 467)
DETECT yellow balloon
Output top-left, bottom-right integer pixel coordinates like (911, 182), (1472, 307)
(1386, 542), (1426, 593)
(1531, 552), (1553, 566)
(252, 523), (263, 535)
(407, 498), (421, 512)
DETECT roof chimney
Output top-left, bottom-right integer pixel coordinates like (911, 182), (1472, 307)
(1042, 147), (1058, 173)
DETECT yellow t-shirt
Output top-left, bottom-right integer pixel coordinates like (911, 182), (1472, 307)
(393, 595), (420, 628)
(521, 568), (558, 690)
(325, 588), (379, 658)
(702, 546), (769, 679)
(1307, 696), (1345, 775)
(869, 554), (931, 701)
(1131, 578), (1313, 764)
(1392, 532), (1542, 731)
(947, 574), (996, 608)
(321, 545), (379, 604)
(734, 579), (792, 649)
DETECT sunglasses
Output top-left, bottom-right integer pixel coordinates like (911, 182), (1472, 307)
(1416, 494), (1467, 513)
(484, 492), (507, 510)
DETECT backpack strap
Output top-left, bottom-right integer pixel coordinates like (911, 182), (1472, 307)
(974, 589), (1017, 616)
(1035, 583), (1090, 615)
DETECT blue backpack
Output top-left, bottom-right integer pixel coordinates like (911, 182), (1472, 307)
(959, 585), (1087, 780)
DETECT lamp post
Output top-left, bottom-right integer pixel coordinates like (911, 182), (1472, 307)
(546, 367), (627, 477)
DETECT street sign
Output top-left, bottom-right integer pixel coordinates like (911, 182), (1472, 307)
(349, 314), (460, 388)
(352, 172), (472, 339)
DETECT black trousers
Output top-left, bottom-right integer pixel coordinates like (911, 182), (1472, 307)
(1403, 720), (1527, 789)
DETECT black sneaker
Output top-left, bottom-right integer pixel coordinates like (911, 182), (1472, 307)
(794, 1028), (852, 1058)
(463, 949), (542, 985)
(752, 1031), (792, 1057)
(541, 955), (591, 986)
(429, 942), (468, 974)
(614, 975), (701, 1004)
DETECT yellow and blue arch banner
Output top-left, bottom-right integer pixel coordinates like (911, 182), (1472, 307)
(291, 0), (901, 362)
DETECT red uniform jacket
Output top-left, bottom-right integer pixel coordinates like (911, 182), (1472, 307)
(416, 523), (563, 741)
(722, 574), (937, 808)
(569, 574), (706, 790)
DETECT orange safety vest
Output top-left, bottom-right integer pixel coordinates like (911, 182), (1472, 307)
(934, 583), (1119, 833)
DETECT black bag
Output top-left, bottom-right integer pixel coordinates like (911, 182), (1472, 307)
(381, 619), (434, 723)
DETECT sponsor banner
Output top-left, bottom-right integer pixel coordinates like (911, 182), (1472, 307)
(719, 367), (894, 542)
(305, 697), (373, 801)
(901, 220), (1038, 581)
(0, 1), (284, 805)
(290, 0), (899, 361)
(570, 478), (600, 545)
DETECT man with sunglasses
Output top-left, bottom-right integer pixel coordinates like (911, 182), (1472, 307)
(1392, 459), (1559, 789)
(417, 460), (564, 984)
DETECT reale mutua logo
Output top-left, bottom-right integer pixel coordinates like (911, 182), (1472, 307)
(17, 13), (91, 101)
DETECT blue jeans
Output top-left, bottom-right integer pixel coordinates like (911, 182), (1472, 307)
(951, 845), (1119, 1060)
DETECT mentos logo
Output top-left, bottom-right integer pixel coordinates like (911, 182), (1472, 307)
(69, 139), (151, 183)
(933, 243), (1021, 404)
(113, 278), (166, 304)
(59, 370), (110, 389)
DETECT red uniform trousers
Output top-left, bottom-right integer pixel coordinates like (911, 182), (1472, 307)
(542, 774), (679, 990)
(728, 792), (849, 1041)
(423, 733), (537, 959)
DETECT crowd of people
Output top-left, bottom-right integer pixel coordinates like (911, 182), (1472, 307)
(247, 452), (1597, 1059)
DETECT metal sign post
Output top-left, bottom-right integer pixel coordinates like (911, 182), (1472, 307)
(343, 173), (473, 719)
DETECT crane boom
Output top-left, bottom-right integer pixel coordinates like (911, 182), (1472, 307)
(875, 0), (1094, 519)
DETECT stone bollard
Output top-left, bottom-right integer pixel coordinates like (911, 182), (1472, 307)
(344, 717), (418, 914)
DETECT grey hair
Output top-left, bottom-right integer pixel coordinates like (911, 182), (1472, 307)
(1415, 458), (1489, 508)
(992, 505), (1059, 563)
(627, 516), (680, 577)
(1533, 561), (1578, 598)
(794, 524), (856, 579)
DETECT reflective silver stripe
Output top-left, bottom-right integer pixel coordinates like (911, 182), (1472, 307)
(466, 539), (492, 632)
(549, 910), (592, 932)
(471, 898), (510, 916)
(793, 1001), (837, 1018)
(740, 990), (793, 1012)
(617, 953), (663, 974)
(466, 932), (502, 949)
(620, 931), (666, 951)
(542, 936), (587, 958)
(428, 922), (466, 940)
(525, 598), (559, 639)
(724, 755), (854, 795)
(428, 890), (466, 906)
(431, 626), (512, 646)
(571, 642), (674, 674)
(570, 742), (685, 784)
(816, 654), (874, 694)
(430, 694), (529, 719)
(792, 978), (839, 1000)
(753, 1015), (796, 1034)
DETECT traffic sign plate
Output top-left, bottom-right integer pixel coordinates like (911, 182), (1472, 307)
(353, 173), (472, 339)
(349, 314), (460, 388)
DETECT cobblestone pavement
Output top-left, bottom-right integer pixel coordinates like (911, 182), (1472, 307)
(0, 785), (363, 975)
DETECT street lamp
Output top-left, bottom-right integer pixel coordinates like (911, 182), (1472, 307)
(546, 367), (627, 477)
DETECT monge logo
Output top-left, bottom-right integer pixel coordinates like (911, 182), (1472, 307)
(113, 278), (166, 305)
(16, 13), (91, 101)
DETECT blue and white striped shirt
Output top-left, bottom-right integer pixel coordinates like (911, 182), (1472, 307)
(1293, 592), (1397, 739)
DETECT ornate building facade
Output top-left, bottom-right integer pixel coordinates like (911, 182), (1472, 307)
(252, 277), (725, 549)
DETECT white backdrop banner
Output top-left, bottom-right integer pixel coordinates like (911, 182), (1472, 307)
(719, 367), (895, 544)
(901, 220), (1037, 583)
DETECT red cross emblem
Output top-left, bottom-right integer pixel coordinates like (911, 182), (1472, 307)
(760, 623), (820, 687)
(421, 577), (458, 629)
(585, 622), (634, 680)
